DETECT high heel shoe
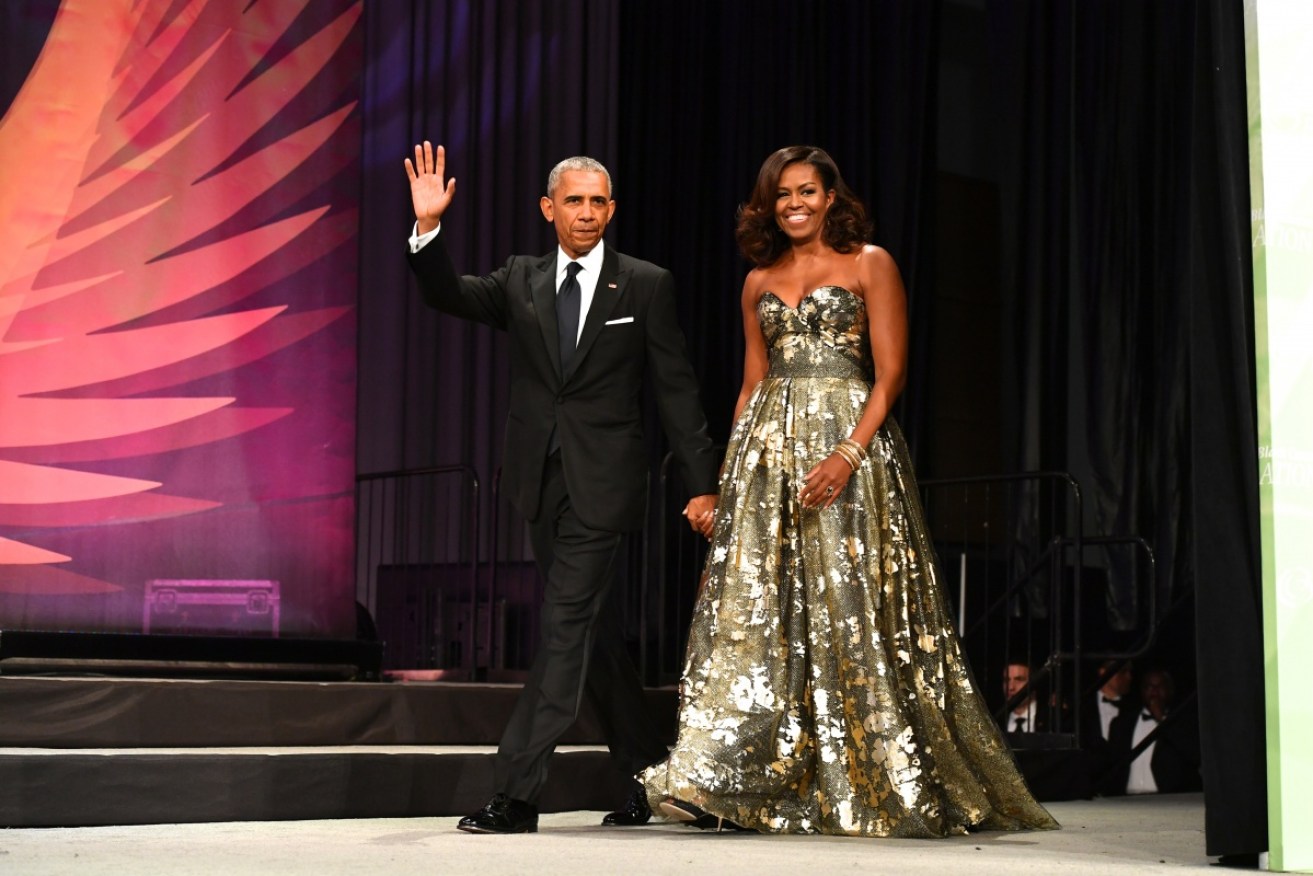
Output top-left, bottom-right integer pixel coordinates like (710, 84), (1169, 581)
(658, 798), (750, 832)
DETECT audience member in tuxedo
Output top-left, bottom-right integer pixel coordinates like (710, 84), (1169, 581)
(1115, 668), (1203, 795)
(404, 142), (719, 833)
(1001, 662), (1046, 734)
(1084, 660), (1139, 794)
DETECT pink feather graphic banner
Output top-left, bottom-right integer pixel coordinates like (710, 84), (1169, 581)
(0, 0), (360, 638)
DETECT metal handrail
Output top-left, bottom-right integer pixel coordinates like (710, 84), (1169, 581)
(355, 463), (480, 678)
(648, 447), (725, 684)
(919, 470), (1084, 741)
(1057, 534), (1158, 665)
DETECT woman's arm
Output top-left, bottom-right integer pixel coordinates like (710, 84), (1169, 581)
(798, 245), (907, 509)
(733, 271), (770, 424)
(848, 245), (908, 445)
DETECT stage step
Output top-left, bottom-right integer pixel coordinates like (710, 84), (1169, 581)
(0, 676), (678, 748)
(0, 745), (631, 827)
(0, 676), (1091, 827)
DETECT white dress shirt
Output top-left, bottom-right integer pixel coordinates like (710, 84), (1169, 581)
(553, 241), (604, 344)
(409, 223), (604, 344)
(1097, 693), (1121, 740)
(1008, 700), (1037, 733)
(1126, 711), (1159, 794)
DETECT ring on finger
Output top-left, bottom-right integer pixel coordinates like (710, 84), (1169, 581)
(825, 486), (835, 496)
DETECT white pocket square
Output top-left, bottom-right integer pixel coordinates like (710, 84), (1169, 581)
(604, 317), (634, 325)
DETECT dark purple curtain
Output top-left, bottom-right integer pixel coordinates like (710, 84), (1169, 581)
(358, 0), (618, 562)
(614, 0), (940, 683)
(358, 0), (938, 549)
(989, 3), (1194, 615)
(986, 0), (1265, 858)
(614, 0), (940, 450)
(1186, 0), (1267, 860)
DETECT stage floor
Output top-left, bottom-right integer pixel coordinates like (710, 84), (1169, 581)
(0, 793), (1216, 875)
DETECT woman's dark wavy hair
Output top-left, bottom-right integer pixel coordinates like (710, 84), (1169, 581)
(735, 145), (874, 267)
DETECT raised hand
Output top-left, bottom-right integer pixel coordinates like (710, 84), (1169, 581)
(404, 140), (457, 234)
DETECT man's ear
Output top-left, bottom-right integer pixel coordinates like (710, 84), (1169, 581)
(540, 196), (554, 222)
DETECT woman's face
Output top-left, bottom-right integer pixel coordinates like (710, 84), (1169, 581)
(774, 162), (834, 243)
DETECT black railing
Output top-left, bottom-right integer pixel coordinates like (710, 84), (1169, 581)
(355, 464), (480, 677)
(920, 472), (1083, 744)
(640, 447), (725, 685)
(920, 476), (1164, 749)
(356, 456), (1167, 763)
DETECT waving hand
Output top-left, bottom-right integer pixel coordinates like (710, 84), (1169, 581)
(404, 140), (457, 234)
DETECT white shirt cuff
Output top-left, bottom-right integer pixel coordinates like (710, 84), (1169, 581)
(408, 222), (440, 253)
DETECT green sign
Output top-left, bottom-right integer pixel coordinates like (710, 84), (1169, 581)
(1248, 1), (1313, 871)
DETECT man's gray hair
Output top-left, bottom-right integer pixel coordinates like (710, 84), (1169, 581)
(546, 156), (613, 198)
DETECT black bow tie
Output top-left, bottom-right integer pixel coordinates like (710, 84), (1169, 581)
(1141, 711), (1155, 722)
(1102, 696), (1118, 704)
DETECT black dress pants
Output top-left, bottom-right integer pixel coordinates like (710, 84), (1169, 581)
(494, 451), (668, 802)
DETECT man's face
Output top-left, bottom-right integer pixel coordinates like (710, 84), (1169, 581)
(1141, 671), (1172, 712)
(1003, 664), (1031, 702)
(540, 170), (615, 260)
(1102, 663), (1133, 698)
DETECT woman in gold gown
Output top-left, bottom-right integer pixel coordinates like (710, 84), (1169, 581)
(640, 146), (1058, 837)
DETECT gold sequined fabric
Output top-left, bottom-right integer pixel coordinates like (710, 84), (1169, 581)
(641, 286), (1059, 837)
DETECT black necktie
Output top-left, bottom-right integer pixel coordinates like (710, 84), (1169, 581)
(1013, 716), (1026, 732)
(557, 261), (583, 374)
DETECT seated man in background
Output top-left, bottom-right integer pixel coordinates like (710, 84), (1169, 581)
(1001, 661), (1045, 734)
(1085, 659), (1139, 795)
(1116, 668), (1203, 795)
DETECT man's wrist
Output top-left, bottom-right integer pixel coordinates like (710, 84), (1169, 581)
(408, 221), (441, 253)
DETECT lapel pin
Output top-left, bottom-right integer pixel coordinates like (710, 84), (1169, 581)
(608, 282), (618, 288)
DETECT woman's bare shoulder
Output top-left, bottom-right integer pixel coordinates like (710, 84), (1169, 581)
(855, 244), (903, 286)
(855, 243), (895, 269)
(742, 267), (770, 304)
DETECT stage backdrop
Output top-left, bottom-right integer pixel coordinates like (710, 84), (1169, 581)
(0, 0), (361, 638)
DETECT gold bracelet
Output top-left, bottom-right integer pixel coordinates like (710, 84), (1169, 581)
(833, 444), (861, 472)
(839, 437), (868, 461)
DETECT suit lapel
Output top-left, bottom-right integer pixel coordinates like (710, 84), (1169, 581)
(530, 252), (561, 379)
(568, 247), (625, 381)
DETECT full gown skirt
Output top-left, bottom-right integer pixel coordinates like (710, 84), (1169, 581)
(640, 286), (1059, 837)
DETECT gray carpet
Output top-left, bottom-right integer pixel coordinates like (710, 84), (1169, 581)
(0, 793), (1228, 875)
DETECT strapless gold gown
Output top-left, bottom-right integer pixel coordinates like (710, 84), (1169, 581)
(640, 286), (1059, 837)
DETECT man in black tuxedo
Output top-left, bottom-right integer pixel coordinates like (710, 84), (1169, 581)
(404, 142), (719, 834)
(1001, 661), (1045, 734)
(1113, 668), (1202, 796)
(1082, 659), (1139, 795)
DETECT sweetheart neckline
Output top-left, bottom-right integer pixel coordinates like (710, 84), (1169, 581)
(760, 286), (862, 311)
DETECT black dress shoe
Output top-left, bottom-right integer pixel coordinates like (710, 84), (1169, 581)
(457, 793), (539, 834)
(601, 788), (653, 826)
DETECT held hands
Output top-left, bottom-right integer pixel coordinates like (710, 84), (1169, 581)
(404, 140), (456, 234)
(800, 453), (854, 510)
(683, 494), (717, 540)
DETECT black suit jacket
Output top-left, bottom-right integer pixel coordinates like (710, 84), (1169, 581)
(407, 235), (718, 531)
(1108, 706), (1203, 795)
(1084, 692), (1139, 795)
